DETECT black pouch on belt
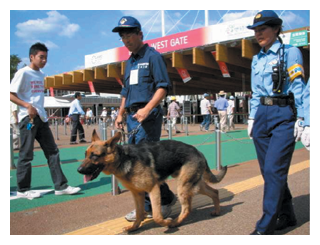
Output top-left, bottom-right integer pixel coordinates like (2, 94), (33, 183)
(288, 92), (297, 119)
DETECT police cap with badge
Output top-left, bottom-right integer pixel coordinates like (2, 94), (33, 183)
(112, 16), (141, 32)
(247, 10), (283, 30)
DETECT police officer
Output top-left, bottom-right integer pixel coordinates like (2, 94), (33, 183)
(301, 79), (310, 150)
(247, 10), (306, 234)
(113, 16), (176, 222)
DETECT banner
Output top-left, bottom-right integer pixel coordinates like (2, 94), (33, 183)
(87, 81), (96, 95)
(85, 16), (255, 68)
(115, 78), (124, 87)
(49, 87), (54, 97)
(211, 51), (231, 78)
(176, 68), (192, 83)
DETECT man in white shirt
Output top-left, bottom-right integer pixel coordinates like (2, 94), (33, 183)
(10, 42), (80, 199)
(200, 93), (213, 131)
(227, 96), (235, 130)
(68, 92), (86, 144)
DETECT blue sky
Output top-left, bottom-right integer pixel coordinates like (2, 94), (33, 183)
(10, 7), (310, 77)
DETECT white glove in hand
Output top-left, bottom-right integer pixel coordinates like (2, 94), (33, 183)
(294, 119), (304, 142)
(301, 126), (310, 151)
(247, 119), (254, 139)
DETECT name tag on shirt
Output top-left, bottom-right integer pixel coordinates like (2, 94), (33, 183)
(130, 69), (138, 85)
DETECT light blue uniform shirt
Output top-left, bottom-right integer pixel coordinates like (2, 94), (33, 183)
(303, 79), (310, 126)
(249, 40), (305, 119)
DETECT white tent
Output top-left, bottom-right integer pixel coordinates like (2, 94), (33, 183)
(44, 97), (71, 108)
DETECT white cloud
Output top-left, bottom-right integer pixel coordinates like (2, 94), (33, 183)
(15, 11), (80, 40)
(281, 11), (307, 28)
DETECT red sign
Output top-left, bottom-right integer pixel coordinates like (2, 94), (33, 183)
(88, 81), (96, 94)
(49, 87), (54, 97)
(176, 68), (192, 83)
(115, 78), (124, 87)
(211, 51), (231, 78)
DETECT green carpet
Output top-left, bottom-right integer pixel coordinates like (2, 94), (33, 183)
(10, 130), (303, 213)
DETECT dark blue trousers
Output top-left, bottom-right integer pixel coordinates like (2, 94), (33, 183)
(126, 106), (174, 211)
(252, 104), (296, 233)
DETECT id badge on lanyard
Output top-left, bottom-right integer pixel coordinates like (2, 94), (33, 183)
(129, 58), (139, 85)
(130, 69), (138, 85)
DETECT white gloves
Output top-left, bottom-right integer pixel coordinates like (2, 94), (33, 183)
(294, 119), (304, 142)
(247, 119), (254, 139)
(301, 126), (310, 150)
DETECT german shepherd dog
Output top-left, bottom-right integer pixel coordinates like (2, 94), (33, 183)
(78, 130), (227, 232)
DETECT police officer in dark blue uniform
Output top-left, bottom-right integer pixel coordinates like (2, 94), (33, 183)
(247, 10), (306, 234)
(112, 16), (176, 222)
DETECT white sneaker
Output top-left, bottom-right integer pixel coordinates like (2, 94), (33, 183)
(55, 186), (81, 196)
(17, 190), (41, 199)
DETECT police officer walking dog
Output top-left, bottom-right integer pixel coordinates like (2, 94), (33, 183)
(247, 10), (306, 234)
(113, 16), (176, 222)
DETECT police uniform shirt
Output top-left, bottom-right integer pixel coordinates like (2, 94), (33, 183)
(303, 79), (310, 126)
(249, 40), (306, 119)
(120, 44), (171, 108)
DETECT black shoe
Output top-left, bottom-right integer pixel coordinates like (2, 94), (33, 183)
(275, 214), (297, 230)
(250, 229), (274, 235)
(79, 139), (87, 143)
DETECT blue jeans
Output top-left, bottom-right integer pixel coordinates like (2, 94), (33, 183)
(126, 106), (175, 211)
(201, 114), (211, 130)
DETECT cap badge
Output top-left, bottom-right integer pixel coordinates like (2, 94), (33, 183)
(120, 18), (127, 25)
(255, 13), (262, 19)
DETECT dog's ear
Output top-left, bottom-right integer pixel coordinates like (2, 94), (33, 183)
(104, 131), (122, 149)
(92, 129), (100, 142)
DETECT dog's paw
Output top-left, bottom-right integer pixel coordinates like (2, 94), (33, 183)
(123, 225), (139, 233)
(210, 210), (220, 216)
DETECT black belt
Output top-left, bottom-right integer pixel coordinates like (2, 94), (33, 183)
(260, 96), (290, 106)
(125, 103), (147, 113)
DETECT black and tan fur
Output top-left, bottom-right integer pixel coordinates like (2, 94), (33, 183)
(78, 130), (227, 232)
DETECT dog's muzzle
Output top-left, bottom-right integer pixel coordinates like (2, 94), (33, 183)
(77, 163), (105, 183)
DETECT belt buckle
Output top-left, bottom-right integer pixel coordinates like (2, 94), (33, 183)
(265, 97), (273, 106)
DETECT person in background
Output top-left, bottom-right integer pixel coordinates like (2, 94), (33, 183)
(214, 91), (229, 132)
(10, 42), (81, 198)
(200, 93), (213, 132)
(246, 10), (305, 235)
(68, 92), (86, 144)
(112, 16), (176, 222)
(86, 107), (93, 125)
(227, 96), (235, 131)
(167, 96), (181, 133)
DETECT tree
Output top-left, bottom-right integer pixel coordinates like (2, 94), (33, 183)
(10, 54), (22, 81)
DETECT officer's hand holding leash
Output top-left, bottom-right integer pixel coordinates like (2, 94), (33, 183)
(115, 115), (124, 130)
(301, 126), (310, 150)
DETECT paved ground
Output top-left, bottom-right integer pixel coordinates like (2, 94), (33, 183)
(10, 122), (311, 236)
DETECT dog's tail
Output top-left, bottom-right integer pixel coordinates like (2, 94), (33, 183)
(204, 164), (227, 184)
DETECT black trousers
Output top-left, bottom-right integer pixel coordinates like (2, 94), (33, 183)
(16, 116), (68, 192)
(70, 114), (85, 142)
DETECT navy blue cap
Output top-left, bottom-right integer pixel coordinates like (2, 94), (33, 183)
(112, 16), (141, 32)
(247, 10), (282, 30)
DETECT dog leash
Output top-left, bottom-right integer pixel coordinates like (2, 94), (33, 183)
(118, 123), (142, 144)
